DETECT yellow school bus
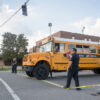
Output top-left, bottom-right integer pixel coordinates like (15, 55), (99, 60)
(23, 37), (100, 80)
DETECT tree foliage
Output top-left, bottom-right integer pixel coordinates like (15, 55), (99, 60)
(2, 32), (28, 65)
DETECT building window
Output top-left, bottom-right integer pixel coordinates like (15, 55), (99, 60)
(72, 36), (75, 39)
(84, 38), (87, 41)
(89, 39), (91, 41)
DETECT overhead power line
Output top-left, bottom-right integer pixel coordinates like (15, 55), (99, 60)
(0, 8), (21, 28)
(25, 0), (30, 4)
(0, 0), (30, 28)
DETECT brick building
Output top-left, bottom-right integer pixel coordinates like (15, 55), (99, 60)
(29, 31), (100, 53)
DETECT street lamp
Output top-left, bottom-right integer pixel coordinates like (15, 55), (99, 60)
(82, 26), (85, 34)
(48, 23), (52, 37)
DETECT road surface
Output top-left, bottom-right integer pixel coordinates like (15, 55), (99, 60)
(0, 70), (100, 100)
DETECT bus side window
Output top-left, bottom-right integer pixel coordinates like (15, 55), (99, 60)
(55, 43), (60, 52)
(83, 46), (89, 53)
(76, 45), (82, 52)
(68, 44), (75, 52)
(90, 46), (96, 53)
(60, 44), (65, 53)
(55, 43), (65, 53)
(98, 48), (100, 54)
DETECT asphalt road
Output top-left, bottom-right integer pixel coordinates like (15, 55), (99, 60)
(0, 70), (100, 100)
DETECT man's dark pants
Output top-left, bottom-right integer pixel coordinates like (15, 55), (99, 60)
(12, 65), (17, 73)
(66, 67), (79, 88)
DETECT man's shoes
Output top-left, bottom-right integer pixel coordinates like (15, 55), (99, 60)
(64, 86), (82, 90)
(64, 86), (70, 89)
(76, 88), (82, 91)
(64, 86), (67, 89)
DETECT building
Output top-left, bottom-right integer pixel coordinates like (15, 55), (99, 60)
(29, 46), (39, 53)
(0, 55), (4, 66)
(29, 31), (100, 53)
(0, 48), (4, 66)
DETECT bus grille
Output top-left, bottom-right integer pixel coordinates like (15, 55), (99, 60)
(23, 55), (28, 62)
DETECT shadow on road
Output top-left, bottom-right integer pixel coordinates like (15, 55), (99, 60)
(47, 72), (100, 81)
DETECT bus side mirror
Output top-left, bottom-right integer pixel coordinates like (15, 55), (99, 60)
(54, 50), (56, 54)
(64, 53), (66, 57)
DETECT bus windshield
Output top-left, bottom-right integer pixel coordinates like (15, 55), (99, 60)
(40, 42), (53, 52)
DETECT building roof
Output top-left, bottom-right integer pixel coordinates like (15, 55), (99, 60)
(54, 37), (100, 45)
(36, 31), (100, 46)
(59, 31), (100, 42)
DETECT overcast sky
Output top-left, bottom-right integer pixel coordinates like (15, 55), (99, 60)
(0, 0), (100, 49)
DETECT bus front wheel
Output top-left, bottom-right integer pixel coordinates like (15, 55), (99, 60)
(26, 71), (34, 77)
(34, 64), (49, 80)
(93, 69), (100, 74)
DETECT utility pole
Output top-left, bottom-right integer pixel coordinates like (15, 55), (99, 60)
(48, 23), (52, 37)
(82, 26), (85, 34)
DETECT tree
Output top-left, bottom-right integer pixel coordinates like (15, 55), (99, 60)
(2, 32), (28, 65)
(16, 34), (28, 65)
(16, 34), (28, 54)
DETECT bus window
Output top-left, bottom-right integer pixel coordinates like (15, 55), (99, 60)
(76, 45), (82, 52)
(55, 43), (65, 53)
(98, 48), (100, 54)
(55, 43), (60, 52)
(90, 46), (96, 53)
(83, 46), (89, 53)
(68, 44), (75, 51)
(60, 44), (65, 52)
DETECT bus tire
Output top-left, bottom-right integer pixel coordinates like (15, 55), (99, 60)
(34, 64), (49, 80)
(93, 69), (100, 74)
(26, 71), (34, 77)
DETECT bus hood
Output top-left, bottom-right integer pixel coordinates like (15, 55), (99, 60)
(23, 52), (51, 62)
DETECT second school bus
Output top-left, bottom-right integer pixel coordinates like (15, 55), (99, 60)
(23, 37), (100, 80)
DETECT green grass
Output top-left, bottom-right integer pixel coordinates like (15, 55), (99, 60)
(0, 66), (24, 72)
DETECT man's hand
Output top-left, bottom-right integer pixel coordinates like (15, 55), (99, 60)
(66, 67), (69, 72)
(66, 61), (72, 72)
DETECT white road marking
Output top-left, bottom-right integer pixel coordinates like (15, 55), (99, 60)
(0, 78), (21, 100)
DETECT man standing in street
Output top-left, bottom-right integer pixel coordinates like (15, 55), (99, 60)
(12, 58), (17, 74)
(64, 48), (81, 90)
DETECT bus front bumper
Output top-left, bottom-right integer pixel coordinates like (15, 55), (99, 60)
(23, 66), (34, 72)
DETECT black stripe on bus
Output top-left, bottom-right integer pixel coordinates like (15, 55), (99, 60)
(79, 54), (100, 58)
(79, 63), (97, 64)
(55, 63), (68, 64)
(55, 63), (97, 64)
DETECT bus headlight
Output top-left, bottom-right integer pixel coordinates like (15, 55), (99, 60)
(28, 61), (31, 64)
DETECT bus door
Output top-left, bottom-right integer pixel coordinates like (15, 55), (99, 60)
(53, 43), (68, 71)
